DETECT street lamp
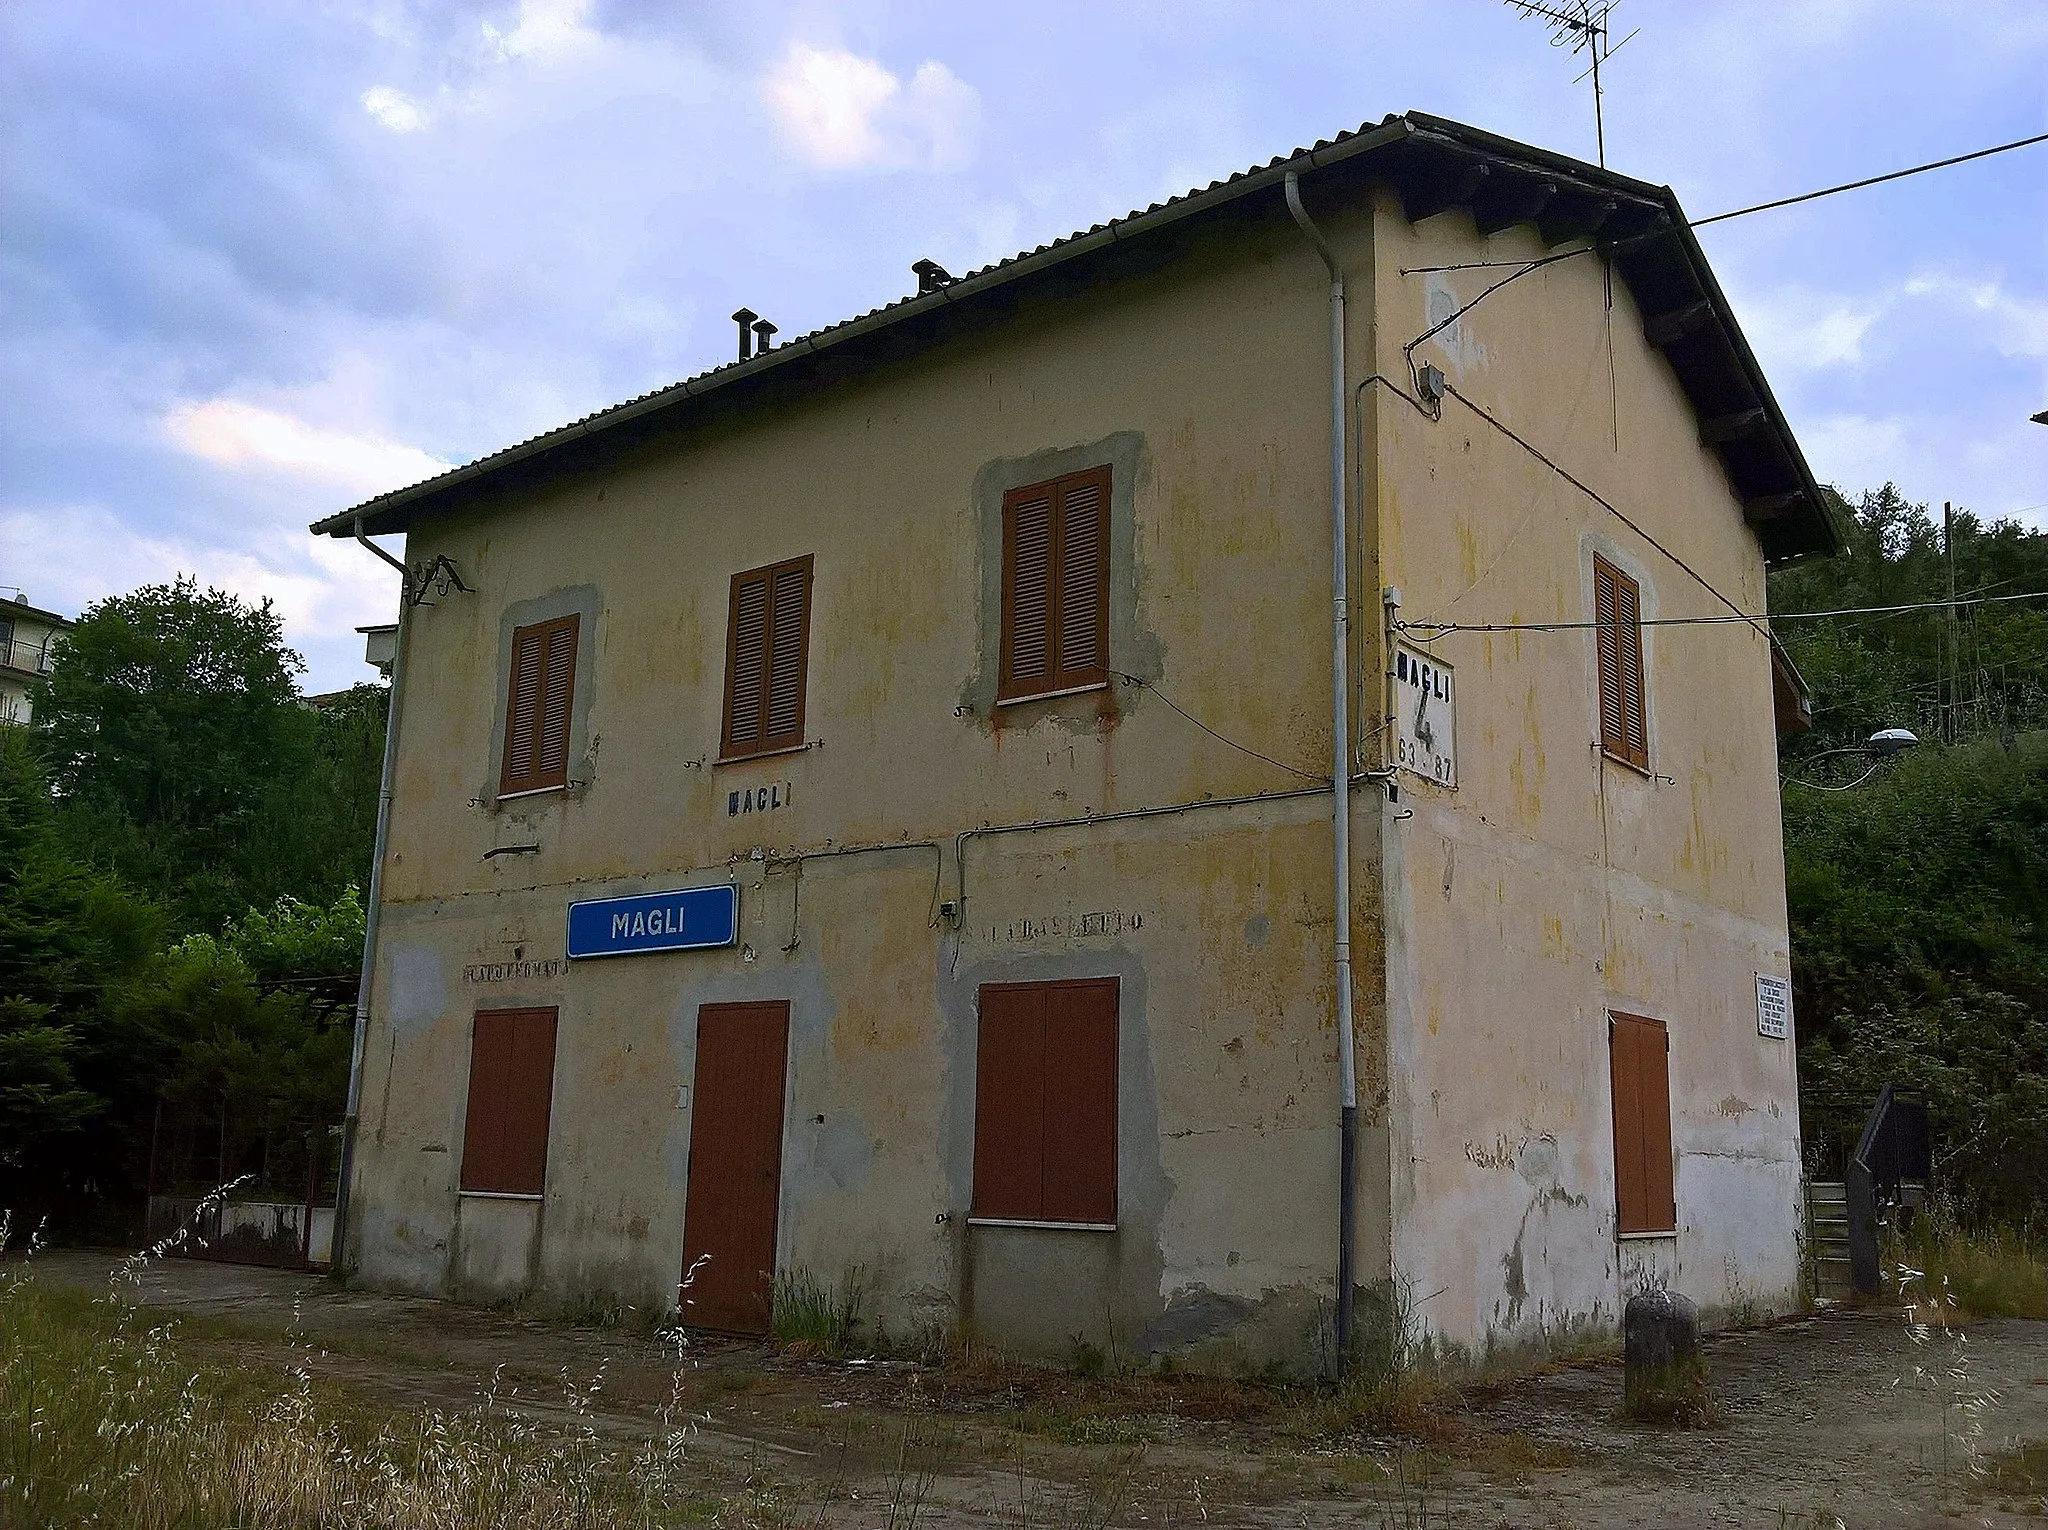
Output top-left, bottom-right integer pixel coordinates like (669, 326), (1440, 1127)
(1784, 728), (1921, 791)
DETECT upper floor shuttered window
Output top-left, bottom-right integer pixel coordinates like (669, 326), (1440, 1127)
(722, 555), (813, 761)
(1593, 556), (1648, 771)
(1000, 466), (1110, 703)
(500, 614), (579, 796)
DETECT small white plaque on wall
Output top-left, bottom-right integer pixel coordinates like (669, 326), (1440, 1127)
(1756, 974), (1793, 1040)
(1394, 645), (1456, 789)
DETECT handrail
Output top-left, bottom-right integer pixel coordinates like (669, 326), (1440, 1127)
(1845, 1084), (1931, 1295)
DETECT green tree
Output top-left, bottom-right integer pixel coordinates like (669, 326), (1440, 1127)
(0, 730), (157, 1205)
(1774, 485), (2048, 758)
(33, 578), (384, 934)
(1774, 488), (2048, 1218)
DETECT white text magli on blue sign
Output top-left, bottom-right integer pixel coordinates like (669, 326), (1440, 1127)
(566, 884), (739, 960)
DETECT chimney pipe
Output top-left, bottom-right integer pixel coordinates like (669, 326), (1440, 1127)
(752, 318), (778, 353)
(731, 308), (759, 361)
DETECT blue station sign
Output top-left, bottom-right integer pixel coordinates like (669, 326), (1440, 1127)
(566, 884), (739, 960)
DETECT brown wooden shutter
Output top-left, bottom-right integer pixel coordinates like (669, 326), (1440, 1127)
(461, 1006), (558, 1196)
(721, 555), (812, 760)
(1609, 1012), (1675, 1234)
(971, 984), (1047, 1220)
(500, 614), (579, 795)
(1000, 466), (1110, 701)
(972, 978), (1118, 1224)
(1593, 556), (1649, 770)
(1040, 978), (1118, 1224)
(1000, 488), (1055, 699)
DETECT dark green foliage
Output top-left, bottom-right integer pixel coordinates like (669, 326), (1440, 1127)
(0, 731), (157, 1202)
(1774, 488), (2048, 1218)
(116, 922), (354, 1197)
(2, 582), (384, 1230)
(0, 998), (104, 1161)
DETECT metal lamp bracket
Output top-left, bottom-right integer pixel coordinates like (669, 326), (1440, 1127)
(408, 554), (473, 607)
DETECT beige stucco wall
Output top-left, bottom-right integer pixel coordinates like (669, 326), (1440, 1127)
(344, 173), (1803, 1372)
(349, 209), (1383, 1369)
(1364, 190), (1801, 1361)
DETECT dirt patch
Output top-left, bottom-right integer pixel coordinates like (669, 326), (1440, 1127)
(26, 1249), (2048, 1527)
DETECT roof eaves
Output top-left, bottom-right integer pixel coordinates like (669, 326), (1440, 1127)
(1651, 187), (1840, 563)
(312, 117), (1419, 539)
(0, 598), (72, 629)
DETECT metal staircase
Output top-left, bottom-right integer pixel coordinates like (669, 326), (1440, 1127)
(1807, 1085), (1930, 1302)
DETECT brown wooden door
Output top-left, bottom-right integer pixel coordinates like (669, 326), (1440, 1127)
(679, 1001), (790, 1335)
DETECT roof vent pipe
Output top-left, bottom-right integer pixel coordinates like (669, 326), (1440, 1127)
(1284, 168), (1360, 1381)
(752, 318), (778, 353)
(732, 307), (759, 361)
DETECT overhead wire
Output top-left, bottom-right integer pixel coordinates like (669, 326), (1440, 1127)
(1110, 671), (1328, 782)
(1435, 381), (1763, 632)
(1690, 130), (2048, 229)
(1781, 762), (1886, 793)
(1396, 587), (2048, 637)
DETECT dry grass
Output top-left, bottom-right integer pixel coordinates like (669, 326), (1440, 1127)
(0, 1266), (732, 1529)
(1893, 1206), (2048, 1322)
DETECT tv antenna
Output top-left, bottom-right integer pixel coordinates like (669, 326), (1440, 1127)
(1503, 0), (1639, 168)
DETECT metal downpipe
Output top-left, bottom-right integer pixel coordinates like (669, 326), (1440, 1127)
(331, 518), (409, 1274)
(1284, 171), (1358, 1375)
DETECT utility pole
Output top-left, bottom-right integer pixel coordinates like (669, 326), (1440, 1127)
(1943, 500), (1959, 744)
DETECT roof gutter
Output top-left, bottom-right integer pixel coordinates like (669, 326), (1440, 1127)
(1284, 168), (1360, 1378)
(331, 513), (408, 1274)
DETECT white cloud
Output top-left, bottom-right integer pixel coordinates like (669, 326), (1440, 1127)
(160, 399), (449, 496)
(1902, 274), (2048, 359)
(763, 44), (979, 172)
(0, 502), (401, 678)
(484, 0), (600, 63)
(361, 85), (430, 133)
(1798, 413), (1906, 485)
(1733, 290), (1884, 372)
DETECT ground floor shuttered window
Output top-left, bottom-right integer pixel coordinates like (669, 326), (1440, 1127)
(972, 978), (1118, 1226)
(460, 1007), (559, 1196)
(1609, 1011), (1676, 1235)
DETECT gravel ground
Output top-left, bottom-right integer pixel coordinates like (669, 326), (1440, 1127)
(24, 1247), (2048, 1528)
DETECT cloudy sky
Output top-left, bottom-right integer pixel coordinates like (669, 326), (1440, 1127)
(3, 0), (2044, 690)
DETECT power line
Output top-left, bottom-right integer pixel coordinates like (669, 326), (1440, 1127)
(1782, 762), (1886, 793)
(1396, 588), (2048, 637)
(1437, 381), (1763, 632)
(1691, 130), (2048, 229)
(1110, 671), (1328, 782)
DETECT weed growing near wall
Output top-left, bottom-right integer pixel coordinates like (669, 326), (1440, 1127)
(771, 1266), (865, 1357)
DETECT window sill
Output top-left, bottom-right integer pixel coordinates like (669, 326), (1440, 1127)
(1599, 749), (1653, 779)
(496, 784), (567, 803)
(1616, 1229), (1677, 1242)
(996, 680), (1110, 708)
(716, 741), (812, 767)
(967, 1216), (1116, 1232)
(458, 1190), (544, 1202)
